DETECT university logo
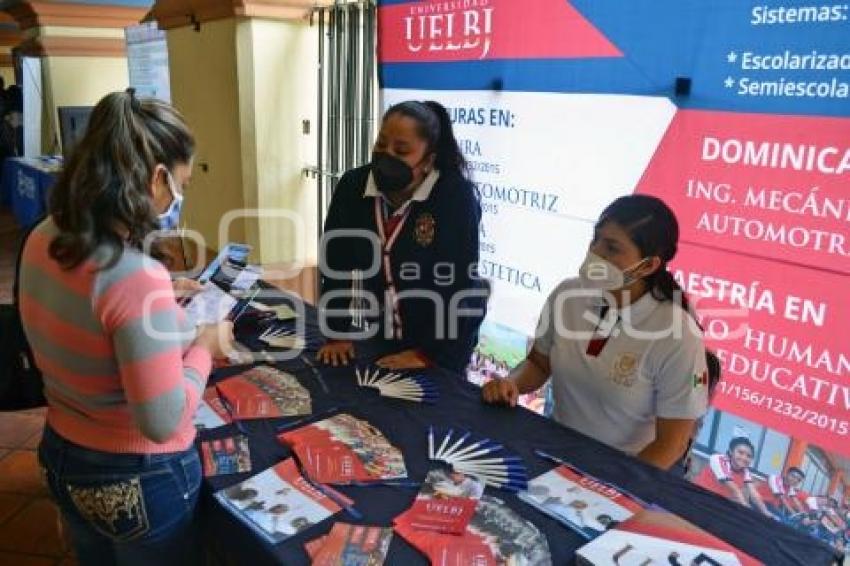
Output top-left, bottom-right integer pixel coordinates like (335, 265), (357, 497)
(403, 2), (494, 60)
(414, 212), (436, 247)
(379, 0), (621, 64)
(611, 352), (638, 387)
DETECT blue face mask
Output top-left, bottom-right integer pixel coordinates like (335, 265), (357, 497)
(157, 169), (184, 231)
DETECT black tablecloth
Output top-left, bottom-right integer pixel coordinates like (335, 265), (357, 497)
(197, 292), (837, 566)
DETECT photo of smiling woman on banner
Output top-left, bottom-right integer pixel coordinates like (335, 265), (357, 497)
(483, 195), (709, 470)
(317, 100), (485, 372)
(693, 437), (772, 516)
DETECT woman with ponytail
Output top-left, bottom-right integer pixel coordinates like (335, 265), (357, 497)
(318, 100), (484, 372)
(19, 91), (234, 564)
(483, 195), (709, 470)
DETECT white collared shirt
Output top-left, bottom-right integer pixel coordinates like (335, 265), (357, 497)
(363, 169), (441, 215)
(533, 277), (709, 455)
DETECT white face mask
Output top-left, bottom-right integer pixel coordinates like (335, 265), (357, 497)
(578, 251), (648, 291)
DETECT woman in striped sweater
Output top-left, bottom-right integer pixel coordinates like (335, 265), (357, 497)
(19, 91), (234, 565)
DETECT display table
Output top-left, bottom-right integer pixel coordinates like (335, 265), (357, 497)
(198, 291), (837, 565)
(0, 157), (60, 228)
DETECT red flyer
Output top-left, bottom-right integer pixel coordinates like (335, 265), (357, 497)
(304, 535), (327, 559)
(278, 414), (408, 483)
(289, 440), (367, 484)
(394, 495), (551, 565)
(307, 523), (394, 566)
(396, 498), (479, 536)
(280, 426), (336, 446)
(216, 365), (311, 420)
(430, 538), (499, 566)
(394, 469), (484, 535)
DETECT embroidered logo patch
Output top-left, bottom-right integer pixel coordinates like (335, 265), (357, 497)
(611, 352), (639, 387)
(414, 212), (436, 247)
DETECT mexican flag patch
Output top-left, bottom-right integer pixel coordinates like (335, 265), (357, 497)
(693, 370), (708, 388)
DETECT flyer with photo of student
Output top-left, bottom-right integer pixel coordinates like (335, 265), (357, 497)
(519, 465), (645, 540)
(394, 469), (486, 535)
(395, 495), (552, 566)
(214, 459), (350, 545)
(576, 507), (763, 566)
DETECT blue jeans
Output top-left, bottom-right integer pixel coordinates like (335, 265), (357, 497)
(38, 426), (203, 566)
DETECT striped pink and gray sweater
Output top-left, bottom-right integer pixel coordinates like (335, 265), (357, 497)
(19, 218), (211, 454)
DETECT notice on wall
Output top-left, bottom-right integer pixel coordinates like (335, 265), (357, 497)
(125, 22), (171, 103)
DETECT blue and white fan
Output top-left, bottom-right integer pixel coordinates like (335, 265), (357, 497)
(355, 367), (439, 404)
(428, 427), (529, 491)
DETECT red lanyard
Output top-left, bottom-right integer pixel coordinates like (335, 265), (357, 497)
(373, 198), (412, 339)
(586, 306), (617, 357)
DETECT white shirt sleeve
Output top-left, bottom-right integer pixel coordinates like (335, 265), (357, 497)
(651, 312), (710, 420)
(532, 284), (561, 355)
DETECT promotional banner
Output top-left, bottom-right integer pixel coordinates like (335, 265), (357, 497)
(378, 0), (848, 556)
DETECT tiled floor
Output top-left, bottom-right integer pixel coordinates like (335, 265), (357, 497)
(0, 409), (76, 566)
(0, 209), (76, 565)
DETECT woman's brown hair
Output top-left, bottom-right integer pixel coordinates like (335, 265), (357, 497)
(48, 90), (194, 269)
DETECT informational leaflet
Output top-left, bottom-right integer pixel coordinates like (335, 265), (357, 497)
(216, 366), (311, 420)
(214, 459), (350, 545)
(395, 495), (552, 566)
(576, 507), (762, 566)
(305, 523), (394, 566)
(279, 414), (407, 484)
(394, 469), (485, 535)
(518, 465), (645, 540)
(200, 434), (252, 477)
